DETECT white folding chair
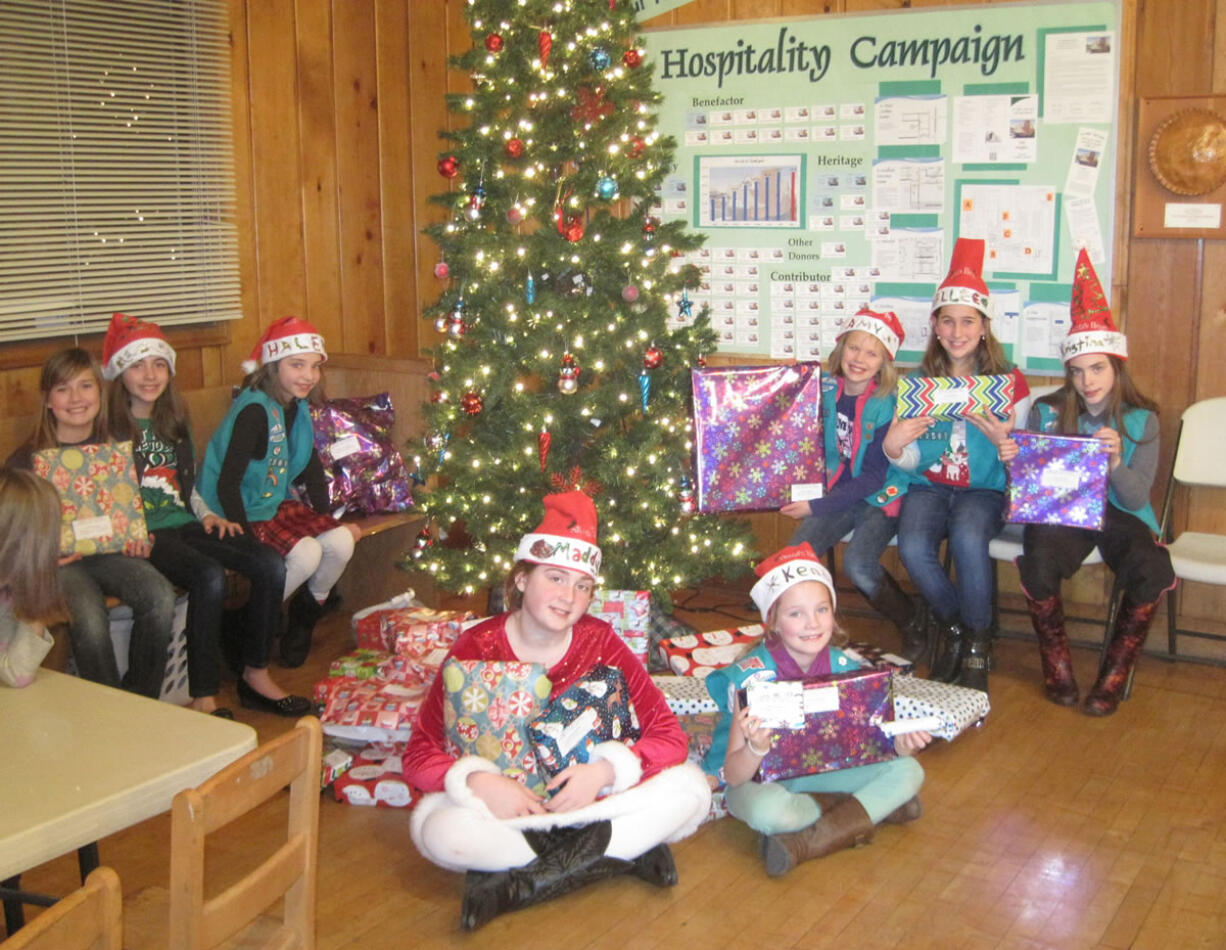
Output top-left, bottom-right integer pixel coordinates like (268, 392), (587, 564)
(1158, 396), (1226, 656)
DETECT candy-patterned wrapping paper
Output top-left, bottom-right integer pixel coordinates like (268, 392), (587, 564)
(33, 441), (149, 557)
(1005, 432), (1109, 531)
(691, 363), (823, 512)
(310, 393), (414, 515)
(896, 374), (1015, 421)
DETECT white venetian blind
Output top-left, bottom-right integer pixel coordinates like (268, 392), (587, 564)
(0, 0), (242, 343)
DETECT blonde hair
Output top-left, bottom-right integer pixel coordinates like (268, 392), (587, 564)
(0, 468), (65, 622)
(922, 307), (1011, 377)
(825, 330), (899, 396)
(763, 581), (849, 650)
(30, 349), (108, 450)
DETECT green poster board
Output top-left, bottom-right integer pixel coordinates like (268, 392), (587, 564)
(642, 1), (1119, 372)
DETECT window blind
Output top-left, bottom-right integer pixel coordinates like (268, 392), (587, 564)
(0, 0), (242, 343)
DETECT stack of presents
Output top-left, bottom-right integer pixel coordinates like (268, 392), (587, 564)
(315, 590), (990, 818)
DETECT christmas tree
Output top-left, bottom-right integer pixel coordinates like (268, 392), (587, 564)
(408, 0), (754, 607)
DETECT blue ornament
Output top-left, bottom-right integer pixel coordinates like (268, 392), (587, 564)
(595, 176), (619, 200)
(525, 272), (536, 304)
(589, 48), (611, 70)
(677, 290), (693, 318)
(638, 370), (651, 413)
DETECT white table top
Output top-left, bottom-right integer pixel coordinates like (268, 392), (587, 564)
(0, 669), (257, 881)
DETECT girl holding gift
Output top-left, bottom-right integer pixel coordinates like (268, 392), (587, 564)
(780, 307), (927, 660)
(0, 469), (66, 688)
(404, 491), (711, 931)
(999, 251), (1173, 716)
(4, 348), (176, 698)
(883, 238), (1029, 693)
(103, 313), (310, 718)
(197, 316), (359, 673)
(702, 543), (931, 877)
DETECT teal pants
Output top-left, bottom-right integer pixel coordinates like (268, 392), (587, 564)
(724, 756), (924, 836)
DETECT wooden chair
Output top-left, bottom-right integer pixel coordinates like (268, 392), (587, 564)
(126, 716), (322, 950)
(1, 867), (122, 950)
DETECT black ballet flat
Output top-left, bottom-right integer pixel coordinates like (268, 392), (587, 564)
(236, 679), (312, 717)
(210, 707), (236, 720)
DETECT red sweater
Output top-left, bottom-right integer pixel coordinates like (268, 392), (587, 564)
(403, 613), (688, 793)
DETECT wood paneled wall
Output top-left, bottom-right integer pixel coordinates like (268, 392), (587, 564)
(1, 0), (1223, 637)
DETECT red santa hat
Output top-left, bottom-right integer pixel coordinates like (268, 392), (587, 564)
(931, 237), (991, 318)
(100, 312), (177, 381)
(839, 306), (905, 359)
(750, 543), (837, 622)
(243, 315), (328, 375)
(514, 491), (602, 579)
(1059, 248), (1127, 363)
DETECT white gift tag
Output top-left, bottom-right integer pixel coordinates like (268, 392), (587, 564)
(72, 515), (114, 541)
(1039, 468), (1081, 491)
(790, 483), (824, 502)
(330, 434), (362, 460)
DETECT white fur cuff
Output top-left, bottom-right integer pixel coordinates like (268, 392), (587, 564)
(588, 741), (642, 794)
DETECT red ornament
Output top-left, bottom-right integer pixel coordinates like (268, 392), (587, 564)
(558, 354), (580, 394)
(555, 203), (585, 242)
(433, 261), (449, 279)
(627, 135), (646, 158)
(623, 49), (642, 68)
(642, 218), (657, 237)
(643, 345), (663, 370)
(504, 138), (524, 159)
(538, 30), (552, 66)
(437, 155), (459, 179)
(460, 392), (483, 416)
(538, 430), (551, 472)
(506, 204), (524, 225)
(570, 85), (614, 125)
(621, 284), (639, 302)
(484, 33), (503, 53)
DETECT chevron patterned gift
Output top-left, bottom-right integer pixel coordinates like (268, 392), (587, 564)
(1005, 432), (1109, 530)
(691, 362), (823, 512)
(896, 373), (1015, 421)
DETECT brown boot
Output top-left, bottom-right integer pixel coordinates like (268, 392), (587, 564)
(880, 796), (923, 825)
(762, 797), (875, 876)
(1084, 597), (1159, 717)
(869, 573), (928, 663)
(1027, 594), (1078, 705)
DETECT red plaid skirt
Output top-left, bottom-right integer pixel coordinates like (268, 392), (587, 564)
(250, 500), (343, 556)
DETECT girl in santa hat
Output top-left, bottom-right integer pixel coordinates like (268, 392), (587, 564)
(884, 237), (1029, 693)
(702, 543), (930, 877)
(4, 347), (176, 698)
(780, 307), (927, 661)
(197, 316), (359, 684)
(103, 313), (310, 718)
(999, 250), (1173, 716)
(404, 491), (711, 930)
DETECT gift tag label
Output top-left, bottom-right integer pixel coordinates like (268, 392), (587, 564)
(744, 680), (805, 729)
(790, 482), (824, 502)
(72, 515), (114, 541)
(1039, 468), (1081, 491)
(330, 434), (362, 460)
(931, 386), (970, 404)
(557, 707), (600, 756)
(801, 684), (841, 714)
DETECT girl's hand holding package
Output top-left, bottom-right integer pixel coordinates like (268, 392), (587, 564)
(893, 730), (933, 756)
(884, 414), (934, 459)
(544, 759), (615, 813)
(1093, 426), (1123, 468)
(966, 408), (1016, 448)
(467, 770), (547, 819)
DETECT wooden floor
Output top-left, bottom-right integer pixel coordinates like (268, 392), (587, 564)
(11, 587), (1226, 950)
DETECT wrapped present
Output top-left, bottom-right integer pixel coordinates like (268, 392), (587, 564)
(657, 625), (764, 679)
(442, 659), (552, 794)
(528, 666), (640, 778)
(745, 668), (896, 782)
(310, 393), (414, 515)
(316, 675), (429, 744)
(677, 712), (719, 765)
(328, 649), (391, 680)
(33, 441), (149, 557)
(844, 641), (914, 673)
(896, 374), (1015, 421)
(1005, 432), (1109, 531)
(351, 600), (476, 683)
(652, 674), (719, 716)
(587, 590), (650, 666)
(332, 745), (413, 808)
(893, 674), (990, 741)
(690, 362), (824, 512)
(321, 745), (355, 789)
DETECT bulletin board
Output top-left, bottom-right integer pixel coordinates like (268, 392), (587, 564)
(643, 0), (1121, 373)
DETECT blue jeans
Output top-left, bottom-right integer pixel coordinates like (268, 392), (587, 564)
(897, 484), (1004, 631)
(59, 554), (177, 697)
(790, 501), (898, 599)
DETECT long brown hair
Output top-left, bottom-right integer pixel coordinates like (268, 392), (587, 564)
(921, 307), (1012, 377)
(242, 359), (327, 406)
(0, 468), (65, 622)
(1036, 355), (1159, 445)
(30, 349), (108, 450)
(825, 330), (899, 396)
(108, 365), (191, 445)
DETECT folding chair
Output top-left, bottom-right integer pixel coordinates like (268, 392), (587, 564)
(0, 867), (122, 950)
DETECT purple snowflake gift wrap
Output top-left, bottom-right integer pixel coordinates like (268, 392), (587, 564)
(310, 393), (414, 515)
(690, 363), (823, 512)
(1005, 432), (1109, 531)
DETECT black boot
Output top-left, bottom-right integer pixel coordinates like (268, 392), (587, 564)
(928, 617), (966, 683)
(957, 628), (993, 693)
(629, 843), (677, 887)
(869, 573), (928, 663)
(280, 586), (328, 668)
(459, 821), (631, 931)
